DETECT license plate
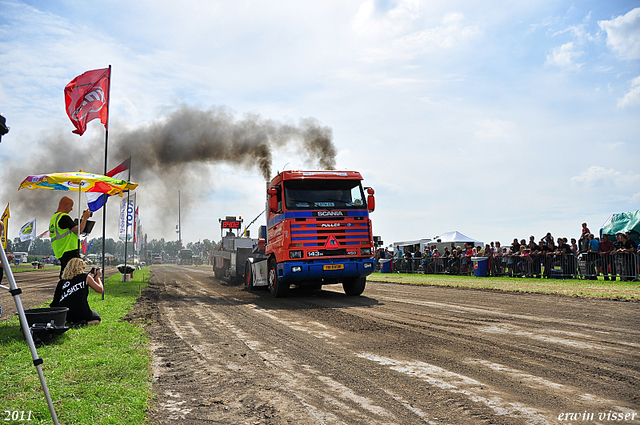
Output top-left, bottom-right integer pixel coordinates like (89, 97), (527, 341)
(323, 264), (344, 270)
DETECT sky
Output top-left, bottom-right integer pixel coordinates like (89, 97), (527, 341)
(1, 0), (639, 249)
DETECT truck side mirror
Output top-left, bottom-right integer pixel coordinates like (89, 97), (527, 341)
(268, 188), (278, 213)
(366, 187), (375, 212)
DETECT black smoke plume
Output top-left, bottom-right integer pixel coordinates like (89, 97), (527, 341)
(0, 105), (337, 237)
(113, 105), (336, 181)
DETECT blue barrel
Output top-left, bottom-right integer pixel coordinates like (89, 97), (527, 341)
(473, 257), (488, 277)
(380, 259), (392, 273)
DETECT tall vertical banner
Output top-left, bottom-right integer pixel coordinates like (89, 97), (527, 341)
(134, 207), (141, 253)
(1, 203), (9, 249)
(119, 193), (136, 242)
(136, 223), (143, 253)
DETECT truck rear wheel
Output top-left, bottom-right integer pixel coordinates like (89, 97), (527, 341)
(343, 277), (366, 296)
(268, 258), (289, 297)
(245, 262), (254, 290)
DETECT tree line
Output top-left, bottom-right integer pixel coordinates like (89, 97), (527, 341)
(5, 237), (221, 261)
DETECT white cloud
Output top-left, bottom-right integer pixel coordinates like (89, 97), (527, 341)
(571, 166), (619, 186)
(528, 15), (557, 34)
(352, 3), (480, 62)
(474, 119), (518, 144)
(571, 166), (640, 189)
(553, 19), (595, 44)
(352, 0), (420, 38)
(605, 141), (625, 149)
(617, 75), (640, 108)
(598, 7), (640, 60)
(392, 12), (480, 55)
(545, 42), (584, 70)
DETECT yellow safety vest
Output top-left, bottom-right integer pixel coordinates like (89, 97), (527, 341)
(49, 212), (78, 258)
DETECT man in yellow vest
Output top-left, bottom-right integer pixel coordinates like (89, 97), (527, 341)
(50, 196), (91, 278)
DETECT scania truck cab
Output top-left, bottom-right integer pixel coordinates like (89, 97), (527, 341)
(261, 170), (376, 297)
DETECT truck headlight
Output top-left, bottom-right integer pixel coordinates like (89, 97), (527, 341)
(290, 250), (303, 259)
(363, 262), (373, 269)
(360, 247), (372, 256)
(291, 266), (302, 273)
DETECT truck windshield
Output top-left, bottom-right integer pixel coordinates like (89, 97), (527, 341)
(284, 179), (366, 210)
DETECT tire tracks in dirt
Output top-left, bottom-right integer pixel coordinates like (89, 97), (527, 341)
(138, 266), (639, 424)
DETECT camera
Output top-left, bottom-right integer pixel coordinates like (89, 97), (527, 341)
(90, 267), (100, 276)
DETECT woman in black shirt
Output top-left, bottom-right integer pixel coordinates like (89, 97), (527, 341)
(51, 257), (103, 325)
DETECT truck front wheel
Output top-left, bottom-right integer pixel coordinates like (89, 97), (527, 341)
(343, 277), (366, 296)
(268, 258), (289, 297)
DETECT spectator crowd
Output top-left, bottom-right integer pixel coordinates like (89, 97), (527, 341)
(377, 223), (640, 281)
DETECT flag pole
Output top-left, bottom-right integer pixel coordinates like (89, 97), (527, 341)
(77, 183), (82, 256)
(101, 65), (111, 300)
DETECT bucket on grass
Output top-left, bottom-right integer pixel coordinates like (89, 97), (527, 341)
(23, 307), (69, 327)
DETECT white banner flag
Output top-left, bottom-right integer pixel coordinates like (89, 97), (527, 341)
(118, 193), (136, 242)
(19, 218), (36, 242)
(134, 207), (142, 253)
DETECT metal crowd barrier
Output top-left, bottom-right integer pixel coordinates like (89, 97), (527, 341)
(379, 252), (639, 281)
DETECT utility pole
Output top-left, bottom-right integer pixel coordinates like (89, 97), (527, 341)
(178, 190), (182, 252)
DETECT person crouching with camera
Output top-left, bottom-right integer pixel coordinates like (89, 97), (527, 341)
(50, 258), (103, 326)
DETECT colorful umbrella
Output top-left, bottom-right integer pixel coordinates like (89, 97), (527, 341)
(18, 170), (138, 239)
(18, 171), (137, 194)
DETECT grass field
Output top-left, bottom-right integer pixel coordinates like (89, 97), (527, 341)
(368, 272), (640, 300)
(0, 268), (151, 425)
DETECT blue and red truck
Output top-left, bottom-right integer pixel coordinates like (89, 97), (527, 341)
(212, 170), (376, 297)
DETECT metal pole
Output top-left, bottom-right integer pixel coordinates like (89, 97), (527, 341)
(100, 196), (107, 300)
(101, 64), (111, 300)
(77, 183), (82, 256)
(0, 249), (60, 425)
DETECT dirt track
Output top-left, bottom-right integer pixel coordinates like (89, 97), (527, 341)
(133, 265), (639, 424)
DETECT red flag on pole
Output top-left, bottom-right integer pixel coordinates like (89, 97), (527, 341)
(64, 68), (110, 136)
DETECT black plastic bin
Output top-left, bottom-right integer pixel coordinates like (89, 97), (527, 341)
(23, 307), (69, 327)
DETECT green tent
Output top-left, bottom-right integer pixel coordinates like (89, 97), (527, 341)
(601, 209), (640, 243)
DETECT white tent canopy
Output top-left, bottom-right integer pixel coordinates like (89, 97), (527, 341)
(432, 231), (482, 245)
(392, 231), (484, 254)
(426, 231), (484, 253)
